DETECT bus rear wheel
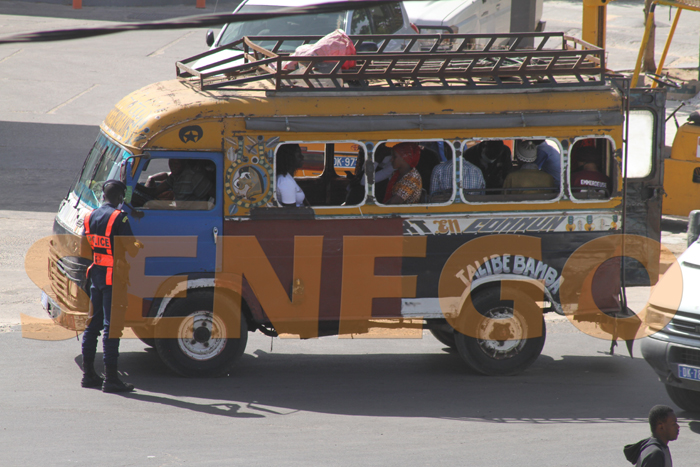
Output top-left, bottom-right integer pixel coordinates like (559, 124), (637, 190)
(154, 289), (248, 377)
(454, 286), (546, 376)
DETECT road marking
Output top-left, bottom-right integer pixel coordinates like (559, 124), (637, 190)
(148, 30), (195, 57)
(0, 49), (22, 64)
(47, 84), (99, 114)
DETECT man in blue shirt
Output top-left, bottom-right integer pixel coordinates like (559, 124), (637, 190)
(430, 158), (486, 199)
(533, 139), (561, 185)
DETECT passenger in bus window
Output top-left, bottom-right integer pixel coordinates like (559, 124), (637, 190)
(142, 159), (214, 202)
(503, 140), (557, 195)
(345, 145), (394, 205)
(430, 148), (485, 200)
(276, 144), (307, 207)
(372, 144), (394, 202)
(384, 142), (422, 204)
(571, 146), (611, 196)
(463, 140), (512, 193)
(533, 139), (562, 185)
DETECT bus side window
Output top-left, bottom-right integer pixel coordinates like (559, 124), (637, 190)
(278, 141), (366, 207)
(502, 139), (559, 199)
(462, 140), (511, 200)
(132, 158), (216, 211)
(570, 138), (613, 200)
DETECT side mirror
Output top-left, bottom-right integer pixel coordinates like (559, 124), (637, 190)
(206, 29), (215, 47)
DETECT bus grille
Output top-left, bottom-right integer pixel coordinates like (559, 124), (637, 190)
(48, 240), (90, 313)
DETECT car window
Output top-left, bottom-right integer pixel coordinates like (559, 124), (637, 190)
(218, 5), (348, 49)
(368, 3), (404, 34)
(350, 8), (371, 35)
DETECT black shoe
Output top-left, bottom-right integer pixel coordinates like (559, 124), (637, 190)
(102, 365), (134, 393)
(81, 372), (104, 388)
(81, 358), (103, 389)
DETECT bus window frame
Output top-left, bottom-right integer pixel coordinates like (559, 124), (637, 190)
(424, 140), (457, 206)
(623, 109), (656, 180)
(274, 140), (368, 209)
(567, 135), (617, 203)
(373, 139), (447, 208)
(131, 151), (220, 212)
(459, 138), (565, 205)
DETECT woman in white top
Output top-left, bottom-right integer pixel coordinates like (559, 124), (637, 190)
(276, 144), (307, 207)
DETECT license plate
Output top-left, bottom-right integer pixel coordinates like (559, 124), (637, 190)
(40, 291), (49, 311)
(678, 364), (700, 382)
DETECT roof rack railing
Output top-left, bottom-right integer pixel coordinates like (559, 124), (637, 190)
(176, 32), (605, 92)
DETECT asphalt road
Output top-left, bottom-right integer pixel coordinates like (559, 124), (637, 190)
(2, 321), (699, 466)
(0, 2), (698, 466)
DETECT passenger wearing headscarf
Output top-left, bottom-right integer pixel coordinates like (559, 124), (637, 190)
(384, 142), (422, 204)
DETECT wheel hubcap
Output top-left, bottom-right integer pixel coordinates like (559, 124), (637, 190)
(476, 307), (527, 360)
(177, 311), (227, 361)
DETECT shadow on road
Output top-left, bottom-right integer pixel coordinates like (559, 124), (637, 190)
(0, 121), (98, 213)
(70, 341), (700, 425)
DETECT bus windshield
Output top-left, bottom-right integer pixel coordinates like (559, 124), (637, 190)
(218, 5), (348, 50)
(71, 132), (129, 209)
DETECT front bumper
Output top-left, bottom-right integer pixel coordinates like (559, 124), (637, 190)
(41, 290), (88, 332)
(641, 334), (700, 392)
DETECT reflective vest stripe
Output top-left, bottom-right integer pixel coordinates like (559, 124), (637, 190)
(84, 209), (122, 286)
(93, 252), (114, 267)
(104, 211), (120, 250)
(84, 212), (92, 235)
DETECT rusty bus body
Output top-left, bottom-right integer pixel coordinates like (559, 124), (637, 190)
(39, 33), (666, 377)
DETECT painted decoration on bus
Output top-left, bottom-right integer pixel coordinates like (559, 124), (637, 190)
(224, 136), (275, 215)
(403, 214), (620, 236)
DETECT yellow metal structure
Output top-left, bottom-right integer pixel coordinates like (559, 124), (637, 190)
(631, 0), (700, 87)
(582, 0), (610, 50)
(663, 122), (700, 216)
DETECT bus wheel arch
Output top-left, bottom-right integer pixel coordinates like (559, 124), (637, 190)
(454, 282), (546, 376)
(154, 287), (249, 377)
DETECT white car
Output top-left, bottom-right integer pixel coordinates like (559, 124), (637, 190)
(642, 230), (700, 412)
(197, 0), (417, 72)
(403, 0), (543, 36)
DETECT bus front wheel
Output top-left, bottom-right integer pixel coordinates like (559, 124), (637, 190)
(154, 289), (248, 377)
(454, 286), (546, 376)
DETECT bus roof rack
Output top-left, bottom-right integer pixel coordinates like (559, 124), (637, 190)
(176, 32), (606, 92)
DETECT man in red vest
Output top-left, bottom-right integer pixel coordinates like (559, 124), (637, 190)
(81, 179), (140, 393)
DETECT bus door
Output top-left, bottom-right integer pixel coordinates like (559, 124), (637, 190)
(623, 87), (666, 286)
(122, 151), (223, 277)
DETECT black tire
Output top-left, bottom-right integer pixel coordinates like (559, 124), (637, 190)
(430, 329), (457, 350)
(154, 289), (248, 377)
(130, 326), (155, 348)
(665, 384), (700, 413)
(454, 286), (546, 376)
